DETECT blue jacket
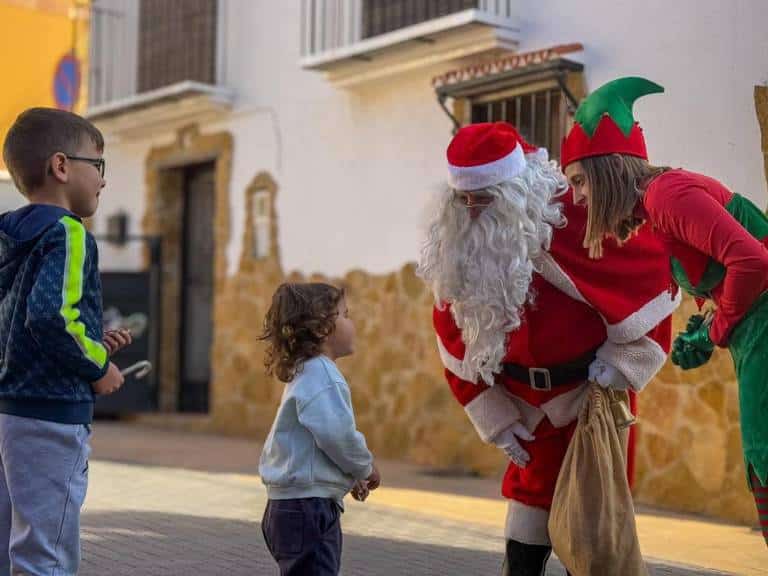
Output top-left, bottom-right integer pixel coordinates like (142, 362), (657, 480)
(0, 204), (109, 424)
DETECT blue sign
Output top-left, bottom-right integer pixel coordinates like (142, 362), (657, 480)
(53, 54), (81, 110)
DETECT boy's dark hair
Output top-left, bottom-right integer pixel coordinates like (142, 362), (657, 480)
(260, 283), (344, 382)
(2, 107), (104, 196)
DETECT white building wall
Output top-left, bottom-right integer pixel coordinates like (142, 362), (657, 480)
(216, 0), (455, 278)
(0, 175), (25, 213)
(97, 132), (174, 270)
(517, 0), (768, 211)
(90, 0), (139, 107)
(95, 0), (768, 277)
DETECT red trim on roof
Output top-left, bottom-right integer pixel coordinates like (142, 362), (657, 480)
(432, 43), (583, 88)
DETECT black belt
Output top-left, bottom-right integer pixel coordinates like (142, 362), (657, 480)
(502, 349), (598, 391)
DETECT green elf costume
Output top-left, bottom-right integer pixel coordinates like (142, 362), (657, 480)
(561, 77), (768, 544)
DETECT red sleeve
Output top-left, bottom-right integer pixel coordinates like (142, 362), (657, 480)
(446, 369), (488, 406)
(433, 306), (489, 406)
(647, 315), (672, 354)
(646, 184), (768, 346)
(627, 318), (672, 488)
(549, 195), (678, 336)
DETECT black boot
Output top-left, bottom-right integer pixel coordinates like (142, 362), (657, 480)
(501, 539), (552, 576)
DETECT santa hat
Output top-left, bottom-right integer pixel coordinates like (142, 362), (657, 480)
(561, 76), (664, 168)
(447, 122), (536, 191)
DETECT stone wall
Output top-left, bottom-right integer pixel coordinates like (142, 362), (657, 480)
(143, 124), (761, 526)
(208, 177), (756, 526)
(211, 228), (502, 472)
(213, 251), (756, 525)
(206, 165), (503, 474)
(756, 86), (768, 197)
(633, 297), (755, 524)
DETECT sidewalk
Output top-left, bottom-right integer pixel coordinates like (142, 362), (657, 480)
(83, 421), (766, 575)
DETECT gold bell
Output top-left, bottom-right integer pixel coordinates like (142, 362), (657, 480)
(608, 389), (636, 430)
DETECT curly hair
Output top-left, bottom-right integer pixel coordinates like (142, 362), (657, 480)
(259, 283), (344, 382)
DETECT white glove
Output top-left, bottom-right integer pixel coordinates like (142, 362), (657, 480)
(588, 359), (630, 391)
(492, 422), (536, 468)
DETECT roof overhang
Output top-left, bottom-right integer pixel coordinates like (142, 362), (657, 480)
(433, 43), (584, 100)
(86, 81), (235, 139)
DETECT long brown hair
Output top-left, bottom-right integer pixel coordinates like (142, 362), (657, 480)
(259, 283), (344, 382)
(578, 154), (669, 258)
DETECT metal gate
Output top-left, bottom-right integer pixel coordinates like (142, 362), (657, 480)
(179, 162), (215, 413)
(94, 235), (162, 414)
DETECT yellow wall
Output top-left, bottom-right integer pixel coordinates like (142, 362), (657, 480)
(0, 0), (89, 171)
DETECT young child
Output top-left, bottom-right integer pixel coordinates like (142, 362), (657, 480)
(259, 282), (380, 575)
(0, 107), (131, 575)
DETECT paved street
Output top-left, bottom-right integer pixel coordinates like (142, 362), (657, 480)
(79, 423), (766, 575)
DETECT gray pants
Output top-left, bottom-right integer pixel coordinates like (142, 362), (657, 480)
(0, 414), (91, 576)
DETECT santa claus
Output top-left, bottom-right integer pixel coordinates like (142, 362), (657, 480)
(417, 122), (679, 575)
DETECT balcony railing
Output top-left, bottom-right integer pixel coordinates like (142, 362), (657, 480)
(89, 0), (221, 109)
(363, 0), (480, 38)
(89, 0), (139, 108)
(300, 0), (519, 71)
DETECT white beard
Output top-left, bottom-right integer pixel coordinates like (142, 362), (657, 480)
(417, 152), (567, 385)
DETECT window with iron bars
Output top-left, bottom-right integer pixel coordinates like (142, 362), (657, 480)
(138, 0), (217, 93)
(470, 87), (568, 160)
(362, 0), (479, 39)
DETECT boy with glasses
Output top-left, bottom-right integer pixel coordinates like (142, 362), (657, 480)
(0, 107), (131, 575)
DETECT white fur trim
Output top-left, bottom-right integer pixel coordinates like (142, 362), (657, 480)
(538, 251), (680, 346)
(606, 289), (681, 343)
(435, 335), (476, 382)
(589, 359), (631, 390)
(448, 144), (526, 191)
(539, 382), (591, 428)
(595, 336), (667, 392)
(536, 252), (588, 305)
(507, 394), (547, 434)
(526, 148), (549, 163)
(505, 500), (551, 545)
(465, 386), (523, 443)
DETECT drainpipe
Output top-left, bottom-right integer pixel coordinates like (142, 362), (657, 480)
(437, 93), (461, 134)
(556, 72), (580, 115)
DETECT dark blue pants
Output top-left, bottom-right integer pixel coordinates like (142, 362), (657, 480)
(262, 498), (342, 576)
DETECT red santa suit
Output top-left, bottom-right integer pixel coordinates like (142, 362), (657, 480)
(434, 192), (677, 545)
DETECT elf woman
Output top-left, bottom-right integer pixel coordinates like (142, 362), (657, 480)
(560, 76), (768, 545)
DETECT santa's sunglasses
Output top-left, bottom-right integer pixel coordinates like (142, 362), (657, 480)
(452, 191), (495, 209)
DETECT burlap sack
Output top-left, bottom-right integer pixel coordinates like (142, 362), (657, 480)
(547, 384), (647, 576)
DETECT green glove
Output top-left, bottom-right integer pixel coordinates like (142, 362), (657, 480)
(671, 343), (711, 370)
(685, 314), (705, 333)
(671, 317), (714, 370)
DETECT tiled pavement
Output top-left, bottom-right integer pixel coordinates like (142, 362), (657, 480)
(78, 423), (766, 575)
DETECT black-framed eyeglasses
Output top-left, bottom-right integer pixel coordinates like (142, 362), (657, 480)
(65, 155), (105, 178)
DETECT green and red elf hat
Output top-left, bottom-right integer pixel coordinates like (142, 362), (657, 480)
(560, 76), (664, 168)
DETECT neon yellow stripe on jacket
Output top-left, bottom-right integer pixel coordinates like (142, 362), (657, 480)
(60, 216), (107, 368)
